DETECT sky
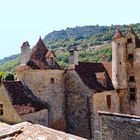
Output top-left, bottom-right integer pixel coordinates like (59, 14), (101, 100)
(0, 0), (140, 58)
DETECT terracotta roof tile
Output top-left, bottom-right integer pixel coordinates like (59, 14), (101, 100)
(3, 81), (46, 115)
(75, 62), (114, 92)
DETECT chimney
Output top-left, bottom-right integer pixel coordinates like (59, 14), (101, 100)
(20, 41), (30, 65)
(69, 46), (78, 66)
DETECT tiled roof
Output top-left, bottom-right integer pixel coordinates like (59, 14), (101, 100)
(112, 28), (124, 39)
(27, 37), (61, 70)
(3, 81), (46, 115)
(0, 122), (86, 140)
(75, 62), (114, 92)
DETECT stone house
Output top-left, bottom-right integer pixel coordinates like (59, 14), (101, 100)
(0, 28), (140, 139)
(17, 37), (119, 139)
(0, 81), (48, 126)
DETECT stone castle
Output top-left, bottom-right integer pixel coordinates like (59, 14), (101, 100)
(0, 28), (140, 140)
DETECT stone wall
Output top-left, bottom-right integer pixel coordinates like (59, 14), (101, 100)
(99, 112), (140, 140)
(21, 70), (66, 131)
(65, 70), (92, 139)
(21, 109), (48, 126)
(92, 91), (120, 138)
(0, 85), (21, 124)
(133, 48), (140, 115)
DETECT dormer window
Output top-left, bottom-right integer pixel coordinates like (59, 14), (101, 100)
(127, 38), (132, 43)
(47, 57), (55, 65)
(95, 72), (106, 87)
(128, 54), (134, 61)
(50, 57), (54, 65)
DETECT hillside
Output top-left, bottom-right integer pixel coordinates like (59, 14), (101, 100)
(43, 23), (140, 49)
(0, 23), (140, 73)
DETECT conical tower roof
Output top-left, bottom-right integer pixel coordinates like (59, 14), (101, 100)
(112, 28), (124, 39)
(30, 37), (48, 61)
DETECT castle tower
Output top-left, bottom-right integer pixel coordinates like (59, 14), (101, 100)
(69, 46), (78, 66)
(112, 28), (127, 90)
(20, 41), (30, 65)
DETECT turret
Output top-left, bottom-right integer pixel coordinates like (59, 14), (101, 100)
(20, 41), (30, 65)
(112, 28), (127, 89)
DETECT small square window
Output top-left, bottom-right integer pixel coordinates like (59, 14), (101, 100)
(0, 104), (3, 108)
(106, 95), (111, 109)
(50, 78), (54, 84)
(129, 76), (135, 82)
(127, 38), (132, 43)
(0, 109), (3, 115)
(128, 54), (134, 61)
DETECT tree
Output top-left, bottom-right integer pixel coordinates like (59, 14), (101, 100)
(4, 73), (14, 81)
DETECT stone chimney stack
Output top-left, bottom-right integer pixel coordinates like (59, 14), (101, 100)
(20, 41), (30, 65)
(69, 46), (78, 66)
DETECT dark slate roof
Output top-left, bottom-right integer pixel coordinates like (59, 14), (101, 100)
(3, 81), (46, 115)
(75, 62), (114, 92)
(27, 37), (61, 70)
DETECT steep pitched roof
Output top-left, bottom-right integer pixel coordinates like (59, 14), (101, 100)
(30, 37), (48, 61)
(75, 62), (114, 92)
(27, 37), (61, 70)
(112, 28), (124, 39)
(3, 81), (46, 115)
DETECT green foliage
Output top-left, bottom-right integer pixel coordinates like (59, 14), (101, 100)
(0, 72), (7, 82)
(0, 57), (20, 74)
(44, 23), (140, 51)
(56, 45), (112, 67)
(1, 23), (140, 73)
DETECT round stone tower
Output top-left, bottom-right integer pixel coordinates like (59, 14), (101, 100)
(112, 28), (127, 89)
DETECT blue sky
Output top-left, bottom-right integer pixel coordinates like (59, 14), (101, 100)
(0, 0), (140, 58)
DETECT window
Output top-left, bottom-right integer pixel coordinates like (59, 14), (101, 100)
(127, 38), (132, 43)
(129, 88), (136, 101)
(0, 104), (3, 115)
(50, 78), (54, 84)
(129, 76), (135, 82)
(50, 57), (54, 65)
(118, 43), (120, 47)
(106, 95), (111, 109)
(128, 54), (134, 61)
(46, 57), (54, 66)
